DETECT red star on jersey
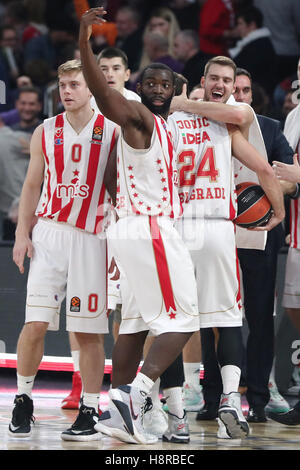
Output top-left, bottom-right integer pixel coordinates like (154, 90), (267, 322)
(131, 183), (136, 189)
(162, 196), (167, 202)
(156, 159), (162, 165)
(159, 168), (164, 174)
(161, 177), (166, 183)
(129, 175), (134, 179)
(169, 312), (176, 319)
(133, 193), (138, 198)
(128, 165), (133, 171)
(163, 187), (167, 192)
(73, 169), (79, 176)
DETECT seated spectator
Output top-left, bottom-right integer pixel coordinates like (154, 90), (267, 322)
(143, 32), (183, 73)
(0, 86), (42, 240)
(173, 29), (213, 93)
(0, 25), (23, 108)
(114, 5), (144, 73)
(229, 6), (278, 97)
(189, 84), (205, 101)
(138, 7), (181, 72)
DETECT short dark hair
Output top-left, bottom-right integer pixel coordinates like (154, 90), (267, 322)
(17, 86), (42, 102)
(237, 6), (264, 28)
(97, 47), (129, 69)
(236, 67), (252, 83)
(174, 73), (188, 96)
(140, 62), (175, 85)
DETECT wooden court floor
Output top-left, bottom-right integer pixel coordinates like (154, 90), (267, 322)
(0, 376), (300, 454)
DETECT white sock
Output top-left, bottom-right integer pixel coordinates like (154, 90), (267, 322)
(71, 350), (80, 373)
(163, 386), (184, 418)
(17, 373), (36, 398)
(82, 392), (99, 411)
(131, 372), (154, 396)
(183, 362), (201, 388)
(221, 365), (241, 395)
(149, 378), (162, 407)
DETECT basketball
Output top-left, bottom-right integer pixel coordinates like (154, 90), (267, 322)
(234, 182), (272, 228)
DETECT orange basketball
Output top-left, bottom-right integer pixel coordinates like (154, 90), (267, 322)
(234, 182), (272, 228)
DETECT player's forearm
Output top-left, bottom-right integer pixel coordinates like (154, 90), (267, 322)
(174, 98), (251, 126)
(15, 182), (41, 237)
(257, 169), (285, 221)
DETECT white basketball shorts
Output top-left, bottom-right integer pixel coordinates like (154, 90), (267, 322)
(25, 218), (108, 334)
(106, 215), (199, 336)
(282, 247), (300, 309)
(178, 218), (243, 328)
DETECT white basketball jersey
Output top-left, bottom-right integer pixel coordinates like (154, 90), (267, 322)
(116, 115), (181, 219)
(36, 111), (117, 233)
(168, 111), (236, 220)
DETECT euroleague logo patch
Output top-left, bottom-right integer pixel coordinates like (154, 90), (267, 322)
(91, 126), (103, 144)
(70, 296), (81, 312)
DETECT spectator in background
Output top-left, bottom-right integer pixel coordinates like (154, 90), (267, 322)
(167, 0), (200, 31)
(0, 86), (42, 240)
(0, 25), (23, 108)
(138, 7), (181, 73)
(254, 0), (300, 83)
(198, 0), (235, 56)
(189, 84), (205, 101)
(173, 29), (212, 93)
(142, 32), (183, 74)
(229, 6), (278, 97)
(114, 5), (143, 73)
(0, 75), (33, 127)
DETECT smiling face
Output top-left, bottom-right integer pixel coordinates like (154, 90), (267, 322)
(201, 63), (235, 103)
(58, 71), (91, 111)
(138, 67), (174, 117)
(98, 56), (130, 93)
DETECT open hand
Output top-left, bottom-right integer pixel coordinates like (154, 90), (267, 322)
(79, 7), (107, 41)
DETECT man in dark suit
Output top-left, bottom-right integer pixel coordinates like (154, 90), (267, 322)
(229, 6), (278, 98)
(197, 68), (297, 424)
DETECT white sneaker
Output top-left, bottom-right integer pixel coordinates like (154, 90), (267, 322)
(109, 385), (158, 445)
(266, 380), (290, 413)
(162, 411), (190, 443)
(94, 407), (136, 443)
(143, 397), (168, 437)
(183, 382), (205, 412)
(218, 392), (249, 439)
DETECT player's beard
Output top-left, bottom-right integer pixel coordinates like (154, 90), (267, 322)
(140, 91), (172, 116)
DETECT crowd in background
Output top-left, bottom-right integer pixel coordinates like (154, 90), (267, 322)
(0, 0), (299, 240)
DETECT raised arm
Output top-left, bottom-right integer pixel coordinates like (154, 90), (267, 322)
(78, 7), (151, 137)
(230, 126), (285, 231)
(13, 124), (45, 273)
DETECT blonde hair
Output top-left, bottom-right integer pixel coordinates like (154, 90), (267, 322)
(139, 7), (181, 71)
(57, 59), (83, 77)
(204, 56), (237, 79)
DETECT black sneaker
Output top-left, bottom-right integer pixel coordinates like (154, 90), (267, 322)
(8, 394), (35, 437)
(61, 404), (102, 441)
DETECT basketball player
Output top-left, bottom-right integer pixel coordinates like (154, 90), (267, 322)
(8, 59), (118, 441)
(62, 47), (141, 411)
(79, 7), (200, 445)
(168, 56), (285, 438)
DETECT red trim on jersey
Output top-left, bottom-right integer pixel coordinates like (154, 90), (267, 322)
(40, 128), (52, 217)
(76, 115), (104, 229)
(149, 215), (176, 313)
(154, 116), (174, 218)
(229, 194), (236, 220)
(51, 114), (65, 216)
